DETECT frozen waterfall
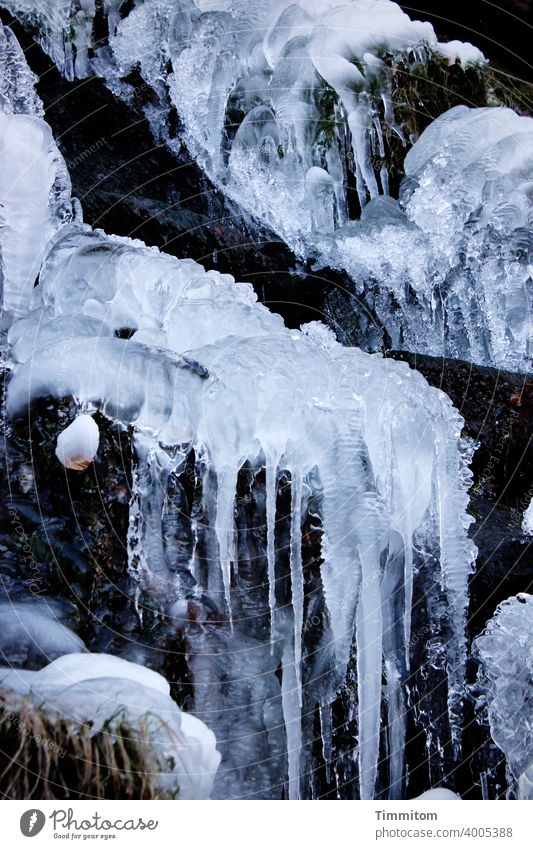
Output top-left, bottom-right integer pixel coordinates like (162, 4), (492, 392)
(1, 44), (478, 796)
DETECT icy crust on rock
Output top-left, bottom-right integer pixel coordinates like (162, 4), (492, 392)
(0, 0), (485, 234)
(0, 652), (221, 799)
(9, 3), (531, 370)
(0, 601), (87, 667)
(8, 1), (530, 370)
(6, 211), (477, 798)
(153, 0), (482, 244)
(474, 594), (533, 800)
(0, 26), (79, 323)
(0, 23), (43, 115)
(0, 113), (78, 321)
(1, 0), (102, 81)
(325, 105), (533, 370)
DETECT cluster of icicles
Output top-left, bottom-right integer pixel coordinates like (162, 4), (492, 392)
(0, 21), (478, 799)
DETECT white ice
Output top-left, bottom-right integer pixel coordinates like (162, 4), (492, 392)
(0, 601), (87, 665)
(4, 108), (477, 799)
(522, 499), (533, 536)
(415, 788), (461, 800)
(7, 4), (529, 370)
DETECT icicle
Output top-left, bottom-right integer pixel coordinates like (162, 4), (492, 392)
(214, 466), (238, 626)
(348, 99), (380, 203)
(384, 659), (404, 799)
(265, 455), (279, 648)
(127, 434), (187, 599)
(281, 633), (302, 800)
(381, 530), (407, 799)
(356, 540), (383, 800)
(403, 510), (413, 665)
(380, 164), (389, 195)
(290, 467), (304, 705)
(433, 413), (476, 753)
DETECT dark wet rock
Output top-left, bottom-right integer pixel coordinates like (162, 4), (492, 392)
(0, 386), (184, 682)
(469, 496), (532, 639)
(399, 1), (533, 82)
(387, 351), (532, 635)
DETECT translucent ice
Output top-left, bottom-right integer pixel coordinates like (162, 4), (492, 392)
(474, 594), (533, 799)
(6, 206), (477, 798)
(8, 3), (530, 370)
(0, 601), (87, 667)
(0, 113), (77, 321)
(0, 23), (43, 116)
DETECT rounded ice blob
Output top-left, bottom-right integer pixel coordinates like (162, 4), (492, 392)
(55, 413), (99, 470)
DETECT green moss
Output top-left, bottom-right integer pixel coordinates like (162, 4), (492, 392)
(315, 82), (342, 150)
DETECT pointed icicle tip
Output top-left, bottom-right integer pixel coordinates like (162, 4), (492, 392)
(55, 414), (100, 471)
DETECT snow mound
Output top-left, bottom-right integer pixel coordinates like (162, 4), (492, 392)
(0, 652), (221, 799)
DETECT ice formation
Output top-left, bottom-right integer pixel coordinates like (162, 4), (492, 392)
(474, 594), (533, 800)
(0, 601), (87, 666)
(10, 2), (533, 371)
(5, 2), (532, 369)
(55, 413), (100, 470)
(0, 30), (78, 325)
(1, 70), (478, 796)
(0, 652), (221, 799)
(523, 499), (533, 536)
(327, 105), (533, 369)
(0, 21), (43, 116)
